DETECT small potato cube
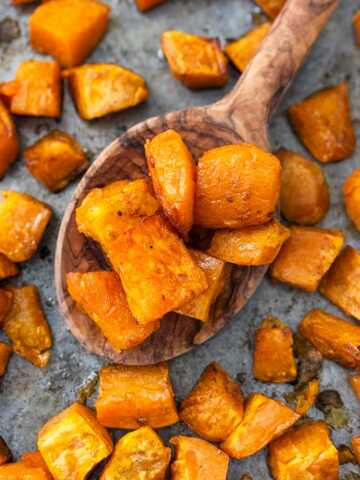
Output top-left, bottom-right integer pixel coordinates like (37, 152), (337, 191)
(135, 0), (167, 11)
(291, 379), (320, 416)
(0, 288), (13, 325)
(30, 0), (110, 68)
(171, 436), (229, 480)
(179, 362), (244, 442)
(161, 31), (228, 89)
(220, 393), (299, 459)
(63, 64), (148, 120)
(288, 83), (355, 163)
(254, 0), (286, 18)
(269, 226), (344, 292)
(352, 436), (360, 464)
(38, 402), (113, 480)
(225, 22), (271, 73)
(25, 130), (88, 192)
(3, 285), (52, 368)
(96, 363), (178, 429)
(100, 427), (170, 480)
(195, 144), (281, 229)
(20, 452), (51, 475)
(0, 254), (18, 280)
(349, 375), (360, 400)
(207, 220), (289, 266)
(0, 437), (11, 466)
(0, 191), (52, 262)
(320, 246), (360, 320)
(268, 421), (339, 480)
(353, 11), (360, 46)
(343, 168), (360, 232)
(67, 271), (159, 351)
(0, 100), (18, 178)
(0, 61), (61, 118)
(145, 129), (195, 237)
(0, 342), (12, 376)
(278, 149), (330, 225)
(0, 463), (51, 480)
(253, 316), (297, 383)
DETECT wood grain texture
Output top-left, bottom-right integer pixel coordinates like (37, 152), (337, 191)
(55, 0), (338, 365)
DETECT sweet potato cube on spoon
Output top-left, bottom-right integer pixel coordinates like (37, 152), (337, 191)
(0, 343), (12, 377)
(0, 101), (18, 178)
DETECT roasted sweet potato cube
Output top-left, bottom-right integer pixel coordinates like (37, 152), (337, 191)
(353, 11), (360, 46)
(0, 61), (61, 118)
(254, 0), (285, 18)
(38, 402), (113, 480)
(100, 427), (170, 480)
(0, 288), (13, 326)
(135, 0), (167, 10)
(179, 362), (244, 442)
(20, 452), (51, 475)
(225, 22), (271, 73)
(278, 149), (330, 225)
(95, 363), (179, 429)
(0, 254), (18, 280)
(0, 100), (18, 178)
(349, 375), (360, 400)
(253, 316), (297, 383)
(29, 0), (110, 68)
(161, 31), (228, 89)
(220, 393), (299, 459)
(195, 144), (281, 229)
(288, 83), (355, 163)
(67, 271), (159, 351)
(145, 129), (195, 237)
(269, 227), (344, 292)
(352, 436), (360, 464)
(63, 64), (148, 120)
(3, 285), (52, 368)
(171, 436), (229, 480)
(343, 168), (360, 232)
(0, 342), (12, 376)
(0, 463), (51, 480)
(25, 130), (88, 192)
(0, 437), (11, 466)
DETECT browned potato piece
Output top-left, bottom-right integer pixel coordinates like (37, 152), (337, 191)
(299, 309), (360, 369)
(269, 226), (344, 292)
(288, 83), (355, 163)
(268, 421), (339, 480)
(0, 343), (12, 376)
(135, 0), (167, 11)
(254, 0), (285, 18)
(225, 23), (271, 73)
(343, 168), (360, 231)
(0, 101), (18, 178)
(0, 437), (12, 466)
(179, 362), (244, 442)
(0, 254), (18, 281)
(349, 375), (360, 400)
(12, 0), (37, 3)
(278, 149), (330, 225)
(195, 144), (281, 229)
(161, 31), (228, 89)
(353, 11), (360, 46)
(63, 64), (148, 120)
(207, 220), (289, 266)
(0, 289), (13, 326)
(291, 379), (320, 416)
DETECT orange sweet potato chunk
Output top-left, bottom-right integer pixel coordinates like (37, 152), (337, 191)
(269, 226), (344, 292)
(67, 271), (159, 351)
(343, 168), (360, 232)
(161, 31), (228, 89)
(299, 309), (360, 369)
(349, 375), (360, 400)
(30, 0), (110, 68)
(95, 363), (179, 429)
(0, 463), (51, 480)
(0, 342), (12, 376)
(288, 83), (355, 163)
(145, 129), (195, 237)
(0, 191), (52, 262)
(352, 436), (360, 464)
(12, 0), (37, 3)
(353, 11), (360, 46)
(268, 421), (339, 480)
(0, 100), (18, 178)
(0, 288), (13, 326)
(135, 0), (167, 10)
(38, 402), (113, 480)
(195, 144), (281, 229)
(100, 427), (170, 480)
(254, 0), (286, 18)
(20, 452), (51, 476)
(63, 64), (148, 120)
(220, 393), (299, 459)
(25, 130), (88, 192)
(171, 436), (229, 480)
(0, 254), (18, 281)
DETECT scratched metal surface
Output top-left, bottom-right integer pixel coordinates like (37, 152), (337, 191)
(0, 0), (359, 478)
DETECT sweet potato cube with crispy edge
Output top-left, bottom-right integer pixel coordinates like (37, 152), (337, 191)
(179, 362), (244, 442)
(0, 101), (18, 178)
(29, 0), (110, 68)
(221, 393), (299, 459)
(135, 0), (167, 11)
(0, 437), (11, 466)
(0, 191), (52, 262)
(171, 436), (229, 480)
(0, 254), (18, 281)
(161, 31), (228, 89)
(0, 61), (61, 118)
(63, 64), (148, 120)
(95, 363), (179, 429)
(254, 0), (285, 18)
(38, 402), (113, 480)
(349, 375), (360, 400)
(0, 289), (13, 326)
(352, 436), (360, 464)
(353, 11), (360, 46)
(269, 227), (344, 292)
(100, 427), (170, 480)
(0, 343), (12, 376)
(0, 463), (51, 480)
(288, 83), (355, 163)
(3, 285), (52, 368)
(67, 271), (159, 351)
(225, 22), (271, 73)
(25, 130), (88, 192)
(343, 168), (360, 232)
(278, 149), (330, 225)
(145, 129), (195, 237)
(253, 316), (297, 383)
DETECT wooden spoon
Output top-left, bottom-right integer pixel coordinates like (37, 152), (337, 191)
(55, 0), (338, 365)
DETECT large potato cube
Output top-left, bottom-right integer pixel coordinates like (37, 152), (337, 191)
(254, 0), (286, 18)
(0, 100), (18, 178)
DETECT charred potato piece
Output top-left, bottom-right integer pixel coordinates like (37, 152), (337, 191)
(0, 437), (12, 466)
(352, 436), (360, 464)
(349, 375), (360, 400)
(0, 463), (51, 480)
(343, 168), (360, 232)
(0, 254), (18, 281)
(135, 0), (167, 11)
(0, 288), (13, 326)
(95, 363), (179, 429)
(353, 11), (360, 46)
(30, 0), (110, 68)
(254, 0), (285, 18)
(269, 226), (344, 292)
(161, 31), (228, 89)
(288, 83), (355, 163)
(0, 343), (12, 376)
(0, 101), (18, 178)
